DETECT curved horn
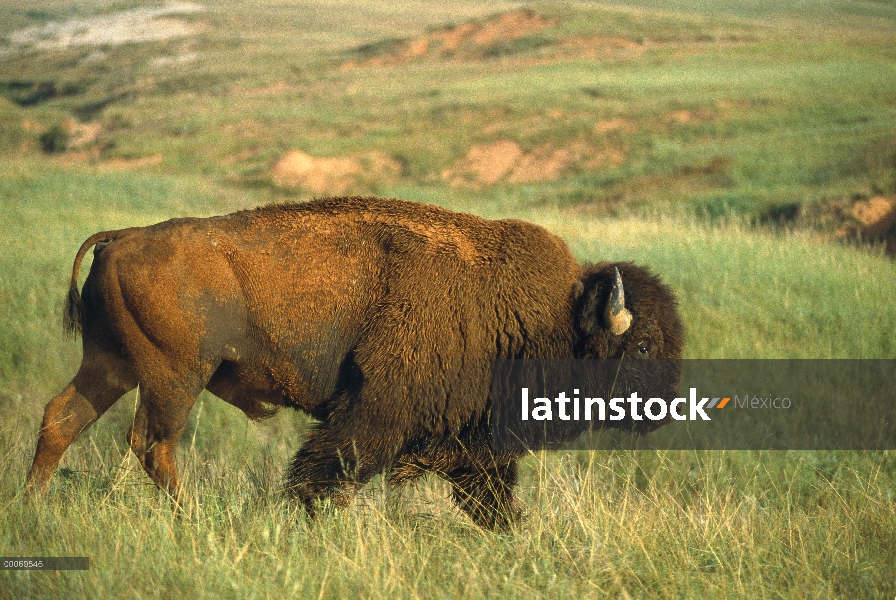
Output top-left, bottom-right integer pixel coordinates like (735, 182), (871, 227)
(604, 267), (632, 335)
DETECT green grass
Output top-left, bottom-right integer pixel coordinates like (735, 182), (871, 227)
(1, 0), (895, 597)
(2, 157), (895, 598)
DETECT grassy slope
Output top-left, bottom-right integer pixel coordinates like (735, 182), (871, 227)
(2, 1), (894, 210)
(1, 1), (895, 597)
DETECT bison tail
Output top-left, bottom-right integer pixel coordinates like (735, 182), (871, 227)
(63, 279), (84, 338)
(63, 228), (137, 339)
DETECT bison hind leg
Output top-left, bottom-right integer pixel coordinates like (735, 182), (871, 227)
(124, 359), (221, 507)
(27, 348), (136, 494)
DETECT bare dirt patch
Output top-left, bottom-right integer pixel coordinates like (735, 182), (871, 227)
(835, 195), (896, 256)
(341, 10), (555, 69)
(463, 10), (553, 46)
(843, 196), (896, 240)
(442, 139), (626, 187)
(443, 141), (523, 186)
(507, 146), (571, 184)
(3, 3), (204, 53)
(336, 11), (754, 71)
(67, 121), (103, 148)
(789, 195), (896, 257)
(272, 149), (403, 194)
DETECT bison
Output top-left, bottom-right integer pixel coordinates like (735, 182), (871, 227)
(27, 196), (683, 528)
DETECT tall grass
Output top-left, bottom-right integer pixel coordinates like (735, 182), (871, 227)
(1, 159), (895, 597)
(3, 439), (895, 597)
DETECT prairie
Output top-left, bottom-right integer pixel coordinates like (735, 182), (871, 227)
(1, 1), (895, 597)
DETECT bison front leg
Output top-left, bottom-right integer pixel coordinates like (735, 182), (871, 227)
(444, 458), (521, 530)
(284, 415), (400, 516)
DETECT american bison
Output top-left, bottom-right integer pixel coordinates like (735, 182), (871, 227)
(27, 196), (683, 528)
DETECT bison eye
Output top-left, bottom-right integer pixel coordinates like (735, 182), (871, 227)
(637, 342), (649, 355)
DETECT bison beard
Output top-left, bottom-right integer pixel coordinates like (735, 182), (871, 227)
(27, 197), (683, 529)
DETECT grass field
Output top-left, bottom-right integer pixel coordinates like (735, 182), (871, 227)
(1, 1), (895, 597)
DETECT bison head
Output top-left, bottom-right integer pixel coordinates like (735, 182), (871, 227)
(572, 262), (684, 434)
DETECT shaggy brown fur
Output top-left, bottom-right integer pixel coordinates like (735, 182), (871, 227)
(27, 197), (683, 528)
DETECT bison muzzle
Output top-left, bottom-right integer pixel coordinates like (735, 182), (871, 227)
(27, 197), (683, 528)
